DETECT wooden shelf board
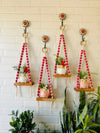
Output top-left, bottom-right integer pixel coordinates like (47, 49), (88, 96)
(14, 82), (33, 86)
(36, 97), (55, 102)
(53, 74), (71, 77)
(74, 88), (95, 92)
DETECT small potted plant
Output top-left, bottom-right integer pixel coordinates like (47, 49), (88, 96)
(56, 56), (66, 75)
(79, 71), (89, 89)
(13, 65), (30, 83)
(39, 83), (50, 98)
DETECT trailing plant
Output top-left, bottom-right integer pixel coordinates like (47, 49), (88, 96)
(75, 114), (100, 133)
(78, 89), (86, 113)
(13, 64), (30, 74)
(9, 110), (36, 133)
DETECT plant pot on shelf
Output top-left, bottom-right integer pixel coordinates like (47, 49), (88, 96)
(56, 65), (66, 75)
(80, 79), (89, 89)
(19, 73), (29, 83)
(39, 88), (50, 98)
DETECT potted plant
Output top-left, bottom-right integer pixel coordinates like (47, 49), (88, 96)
(13, 65), (30, 83)
(9, 110), (36, 133)
(87, 86), (100, 132)
(39, 83), (50, 98)
(79, 71), (89, 89)
(75, 114), (100, 133)
(56, 56), (66, 75)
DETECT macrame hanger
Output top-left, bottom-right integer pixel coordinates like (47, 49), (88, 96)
(53, 13), (71, 76)
(14, 20), (33, 96)
(36, 35), (54, 99)
(76, 29), (93, 89)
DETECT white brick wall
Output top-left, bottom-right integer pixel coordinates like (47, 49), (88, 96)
(0, 0), (100, 132)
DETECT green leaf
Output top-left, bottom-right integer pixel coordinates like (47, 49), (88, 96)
(12, 110), (15, 115)
(88, 129), (97, 133)
(77, 105), (87, 127)
(75, 129), (82, 133)
(93, 103), (99, 117)
(9, 122), (14, 127)
(16, 110), (18, 116)
(12, 116), (15, 122)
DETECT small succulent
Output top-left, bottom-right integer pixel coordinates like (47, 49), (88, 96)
(79, 71), (88, 79)
(39, 83), (50, 89)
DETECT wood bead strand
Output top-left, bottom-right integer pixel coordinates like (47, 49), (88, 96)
(37, 57), (45, 97)
(77, 50), (83, 88)
(45, 57), (53, 98)
(83, 50), (93, 88)
(54, 36), (61, 74)
(54, 34), (70, 74)
(15, 43), (25, 82)
(63, 35), (70, 74)
(25, 43), (32, 83)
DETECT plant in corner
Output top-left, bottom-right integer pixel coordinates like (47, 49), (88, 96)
(75, 113), (100, 133)
(87, 86), (100, 132)
(39, 83), (50, 98)
(13, 64), (30, 83)
(9, 110), (36, 133)
(78, 71), (89, 89)
(56, 56), (66, 75)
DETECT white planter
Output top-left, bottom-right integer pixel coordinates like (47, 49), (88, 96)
(19, 73), (29, 83)
(56, 65), (66, 74)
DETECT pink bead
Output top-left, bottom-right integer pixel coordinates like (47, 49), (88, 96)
(87, 69), (89, 71)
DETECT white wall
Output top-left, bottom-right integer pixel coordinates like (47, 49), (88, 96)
(0, 0), (100, 132)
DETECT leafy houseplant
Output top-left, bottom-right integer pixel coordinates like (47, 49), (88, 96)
(39, 83), (50, 98)
(9, 110), (36, 133)
(87, 86), (100, 132)
(13, 65), (30, 83)
(56, 56), (66, 75)
(60, 87), (76, 133)
(79, 71), (89, 89)
(75, 114), (100, 133)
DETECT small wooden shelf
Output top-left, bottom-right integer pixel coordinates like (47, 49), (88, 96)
(53, 74), (71, 77)
(74, 88), (95, 92)
(36, 97), (55, 102)
(14, 82), (33, 86)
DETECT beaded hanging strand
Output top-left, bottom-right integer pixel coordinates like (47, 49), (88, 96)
(54, 13), (71, 76)
(14, 20), (32, 85)
(76, 29), (94, 90)
(37, 35), (54, 100)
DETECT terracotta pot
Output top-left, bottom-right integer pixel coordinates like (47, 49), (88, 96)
(19, 73), (29, 83)
(40, 88), (50, 98)
(80, 79), (89, 89)
(56, 65), (66, 74)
